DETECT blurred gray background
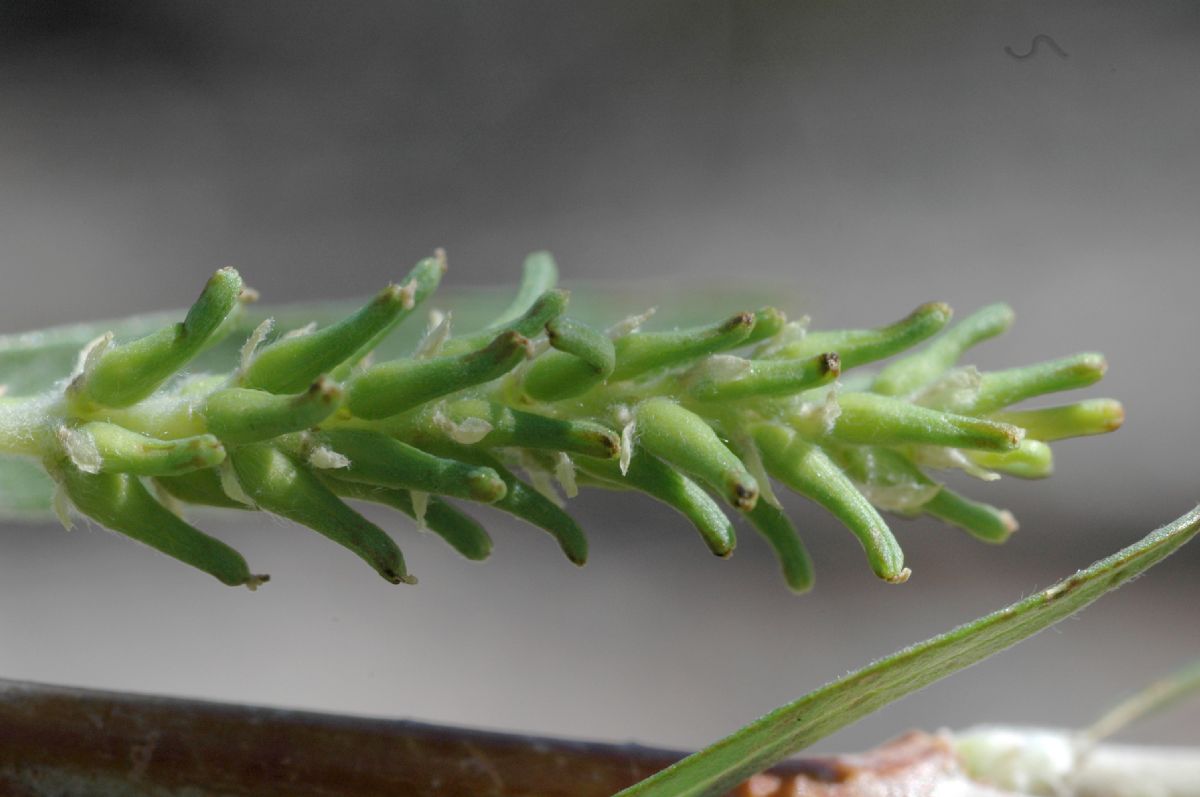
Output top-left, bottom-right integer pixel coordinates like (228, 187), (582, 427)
(0, 1), (1196, 756)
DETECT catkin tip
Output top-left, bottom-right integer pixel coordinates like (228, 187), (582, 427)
(468, 469), (508, 503)
(732, 481), (759, 511)
(384, 568), (418, 585)
(596, 431), (621, 459)
(308, 376), (342, 403)
(399, 280), (418, 310)
(213, 266), (241, 285)
(722, 311), (755, 333)
(920, 301), (953, 321)
(1005, 425), (1026, 447)
(380, 282), (406, 305)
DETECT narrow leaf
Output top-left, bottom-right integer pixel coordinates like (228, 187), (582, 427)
(619, 507), (1200, 797)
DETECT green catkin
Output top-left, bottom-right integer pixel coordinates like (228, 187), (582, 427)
(742, 307), (788, 345)
(990, 398), (1124, 441)
(230, 443), (414, 584)
(488, 251), (560, 330)
(203, 380), (343, 444)
(77, 422), (225, 477)
(923, 487), (1017, 543)
(688, 352), (840, 402)
(312, 429), (507, 503)
(409, 399), (620, 459)
(794, 392), (1025, 452)
(832, 445), (1015, 543)
(439, 288), (569, 357)
(634, 398), (759, 511)
(155, 468), (252, 510)
(58, 462), (262, 587)
(347, 330), (531, 420)
(321, 476), (493, 562)
(765, 302), (952, 369)
(0, 259), (1122, 591)
(872, 302), (1015, 396)
(833, 445), (937, 517)
(329, 254), (447, 381)
(546, 318), (616, 371)
(743, 500), (815, 593)
(609, 311), (756, 381)
(520, 317), (616, 401)
(436, 445), (588, 565)
(242, 280), (430, 394)
(577, 449), (736, 557)
(71, 268), (245, 408)
(754, 424), (908, 583)
(966, 439), (1054, 479)
(937, 353), (1108, 415)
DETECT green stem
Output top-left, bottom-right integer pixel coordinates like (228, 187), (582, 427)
(0, 395), (62, 456)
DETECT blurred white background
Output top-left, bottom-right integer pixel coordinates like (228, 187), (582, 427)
(0, 1), (1196, 753)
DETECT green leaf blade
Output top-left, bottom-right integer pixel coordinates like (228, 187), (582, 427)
(618, 506), (1200, 797)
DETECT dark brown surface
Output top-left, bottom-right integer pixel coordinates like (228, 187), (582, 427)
(0, 679), (957, 797)
(0, 678), (685, 796)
